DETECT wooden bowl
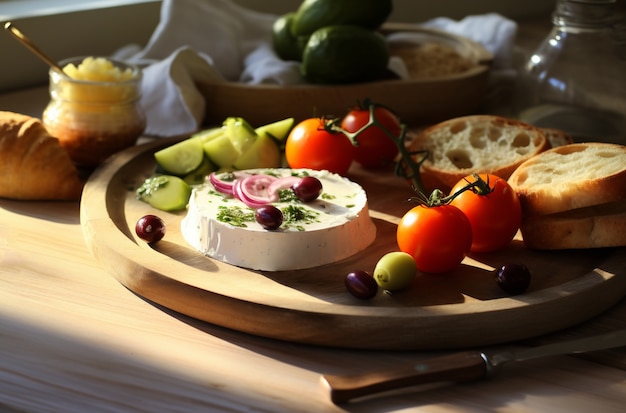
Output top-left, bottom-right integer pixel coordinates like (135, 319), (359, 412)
(199, 23), (493, 127)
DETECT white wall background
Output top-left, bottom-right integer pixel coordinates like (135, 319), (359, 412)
(0, 0), (556, 93)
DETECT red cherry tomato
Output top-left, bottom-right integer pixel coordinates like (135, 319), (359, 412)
(285, 118), (354, 175)
(397, 204), (472, 273)
(341, 106), (401, 168)
(449, 174), (522, 253)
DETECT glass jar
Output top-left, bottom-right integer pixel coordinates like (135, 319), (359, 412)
(515, 0), (626, 143)
(43, 57), (146, 168)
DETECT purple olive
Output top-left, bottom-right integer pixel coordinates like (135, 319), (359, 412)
(135, 214), (166, 244)
(345, 270), (378, 299)
(292, 176), (323, 202)
(255, 205), (283, 230)
(495, 263), (531, 295)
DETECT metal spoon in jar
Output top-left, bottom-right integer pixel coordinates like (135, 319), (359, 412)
(4, 22), (66, 74)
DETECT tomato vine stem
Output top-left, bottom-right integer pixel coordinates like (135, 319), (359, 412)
(328, 99), (429, 194)
(328, 99), (494, 208)
(416, 175), (493, 207)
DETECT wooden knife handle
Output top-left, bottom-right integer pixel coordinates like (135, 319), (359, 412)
(321, 351), (487, 404)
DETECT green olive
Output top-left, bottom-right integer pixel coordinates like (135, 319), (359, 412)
(373, 252), (417, 291)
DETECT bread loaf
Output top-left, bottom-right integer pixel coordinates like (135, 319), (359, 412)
(520, 201), (626, 249)
(409, 115), (549, 192)
(507, 143), (626, 217)
(0, 111), (84, 201)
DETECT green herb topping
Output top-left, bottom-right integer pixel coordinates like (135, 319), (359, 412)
(216, 206), (255, 227)
(278, 188), (299, 202)
(281, 205), (321, 231)
(136, 175), (169, 199)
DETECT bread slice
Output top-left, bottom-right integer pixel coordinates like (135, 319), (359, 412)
(540, 127), (573, 148)
(0, 111), (84, 201)
(508, 143), (626, 217)
(409, 115), (549, 192)
(520, 201), (626, 249)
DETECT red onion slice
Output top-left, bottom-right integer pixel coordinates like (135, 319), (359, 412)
(233, 174), (277, 208)
(209, 172), (235, 195)
(233, 180), (267, 208)
(209, 171), (252, 195)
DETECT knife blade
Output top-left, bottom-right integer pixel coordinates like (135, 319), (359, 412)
(321, 329), (626, 404)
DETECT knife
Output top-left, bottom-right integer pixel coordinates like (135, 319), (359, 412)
(321, 329), (626, 404)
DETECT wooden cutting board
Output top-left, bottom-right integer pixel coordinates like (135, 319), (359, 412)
(80, 138), (626, 350)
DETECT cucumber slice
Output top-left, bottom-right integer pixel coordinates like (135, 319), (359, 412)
(203, 134), (240, 168)
(154, 137), (204, 176)
(193, 127), (225, 143)
(183, 156), (215, 185)
(233, 134), (281, 170)
(255, 117), (295, 141)
(224, 117), (257, 154)
(136, 175), (191, 211)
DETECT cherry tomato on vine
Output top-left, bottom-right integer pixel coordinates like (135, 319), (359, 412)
(449, 174), (522, 253)
(397, 204), (472, 274)
(341, 106), (401, 168)
(285, 118), (354, 175)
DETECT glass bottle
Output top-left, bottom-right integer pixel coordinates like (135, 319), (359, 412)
(515, 0), (626, 144)
(43, 56), (146, 169)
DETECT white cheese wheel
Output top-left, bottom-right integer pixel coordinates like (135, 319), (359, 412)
(181, 168), (377, 271)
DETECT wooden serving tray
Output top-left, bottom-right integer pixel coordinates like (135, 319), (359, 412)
(80, 138), (626, 350)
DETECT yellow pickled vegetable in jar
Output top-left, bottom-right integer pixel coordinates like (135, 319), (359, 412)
(43, 56), (146, 168)
(62, 56), (134, 81)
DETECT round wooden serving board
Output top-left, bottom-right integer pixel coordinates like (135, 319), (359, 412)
(80, 138), (626, 350)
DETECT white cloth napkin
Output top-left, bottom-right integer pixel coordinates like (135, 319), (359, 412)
(121, 0), (518, 137)
(421, 13), (517, 70)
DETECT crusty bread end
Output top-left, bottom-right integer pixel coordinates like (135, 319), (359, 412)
(521, 201), (626, 249)
(508, 143), (626, 217)
(0, 111), (84, 201)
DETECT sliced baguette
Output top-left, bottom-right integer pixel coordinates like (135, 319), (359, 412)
(520, 201), (626, 249)
(508, 142), (626, 217)
(409, 115), (549, 192)
(539, 127), (573, 148)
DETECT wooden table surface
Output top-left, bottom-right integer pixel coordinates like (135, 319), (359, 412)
(2, 19), (626, 413)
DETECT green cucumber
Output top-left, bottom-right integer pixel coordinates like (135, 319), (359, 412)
(233, 134), (281, 170)
(291, 0), (392, 37)
(193, 127), (225, 143)
(203, 134), (240, 168)
(183, 156), (215, 186)
(255, 117), (295, 141)
(273, 12), (305, 61)
(154, 137), (204, 176)
(301, 25), (389, 84)
(224, 117), (257, 154)
(136, 175), (191, 211)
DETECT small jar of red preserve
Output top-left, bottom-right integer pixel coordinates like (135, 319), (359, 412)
(43, 56), (146, 168)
